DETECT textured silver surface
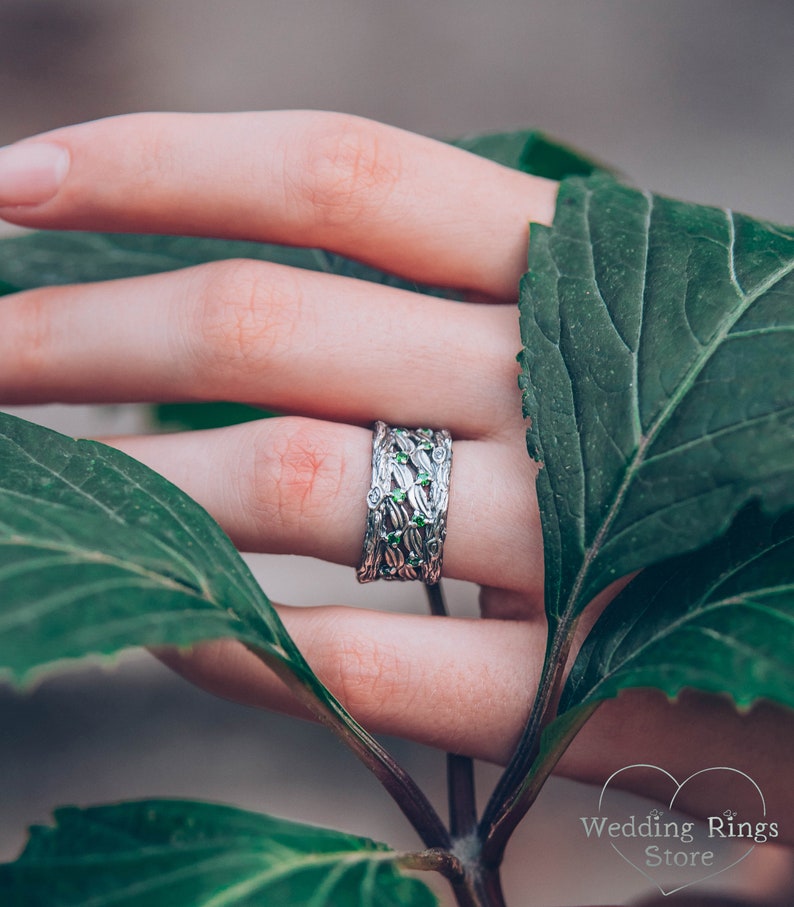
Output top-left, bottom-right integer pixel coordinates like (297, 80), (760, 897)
(358, 422), (452, 583)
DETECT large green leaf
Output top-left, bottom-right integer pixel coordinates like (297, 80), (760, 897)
(561, 504), (794, 712)
(0, 410), (448, 848)
(519, 174), (794, 627)
(0, 410), (301, 682)
(0, 800), (437, 906)
(482, 184), (794, 848)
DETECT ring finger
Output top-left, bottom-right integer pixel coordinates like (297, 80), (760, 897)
(109, 416), (543, 600)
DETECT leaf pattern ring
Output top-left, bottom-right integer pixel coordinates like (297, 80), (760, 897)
(357, 422), (452, 584)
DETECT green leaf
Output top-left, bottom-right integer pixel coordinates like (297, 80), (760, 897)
(0, 799), (437, 907)
(452, 129), (606, 179)
(519, 174), (794, 627)
(0, 231), (455, 297)
(151, 401), (273, 432)
(0, 410), (448, 849)
(0, 410), (302, 683)
(561, 504), (794, 712)
(516, 131), (606, 180)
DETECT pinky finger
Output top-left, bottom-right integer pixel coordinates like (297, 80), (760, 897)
(157, 604), (541, 765)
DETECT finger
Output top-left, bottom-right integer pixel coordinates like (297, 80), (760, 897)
(157, 604), (542, 765)
(160, 606), (794, 839)
(108, 417), (543, 599)
(0, 111), (557, 299)
(559, 690), (794, 835)
(0, 261), (523, 438)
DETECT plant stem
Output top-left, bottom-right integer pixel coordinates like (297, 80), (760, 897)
(424, 583), (479, 839)
(399, 848), (463, 879)
(504, 701), (600, 824)
(479, 616), (578, 865)
(448, 753), (477, 838)
(406, 846), (506, 907)
(472, 866), (508, 907)
(424, 583), (496, 903)
(425, 581), (448, 617)
(450, 864), (508, 907)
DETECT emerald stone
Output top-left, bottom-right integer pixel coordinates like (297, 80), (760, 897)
(386, 531), (402, 547)
(391, 489), (407, 503)
(395, 451), (409, 465)
(407, 554), (422, 568)
(413, 513), (427, 528)
(379, 564), (396, 576)
(416, 471), (431, 486)
(418, 440), (433, 451)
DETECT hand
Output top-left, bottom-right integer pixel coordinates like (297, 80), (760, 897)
(1, 111), (792, 837)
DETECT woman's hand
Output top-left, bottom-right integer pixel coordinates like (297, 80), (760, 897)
(0, 110), (557, 751)
(2, 111), (792, 835)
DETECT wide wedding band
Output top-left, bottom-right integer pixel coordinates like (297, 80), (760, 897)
(357, 422), (452, 584)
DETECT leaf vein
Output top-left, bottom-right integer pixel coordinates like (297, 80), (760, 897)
(569, 219), (794, 612)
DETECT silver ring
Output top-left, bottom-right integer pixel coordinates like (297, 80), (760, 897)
(357, 422), (452, 584)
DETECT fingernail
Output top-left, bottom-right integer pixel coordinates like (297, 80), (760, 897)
(0, 142), (70, 207)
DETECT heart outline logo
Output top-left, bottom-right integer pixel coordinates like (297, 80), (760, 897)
(597, 764), (766, 897)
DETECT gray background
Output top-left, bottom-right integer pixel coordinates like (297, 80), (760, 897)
(1, 1), (793, 904)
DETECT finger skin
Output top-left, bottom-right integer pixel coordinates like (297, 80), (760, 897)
(0, 111), (557, 299)
(0, 261), (525, 438)
(159, 605), (794, 842)
(561, 690), (794, 836)
(107, 418), (544, 599)
(158, 605), (541, 762)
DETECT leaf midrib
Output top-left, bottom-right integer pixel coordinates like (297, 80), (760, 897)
(0, 437), (210, 597)
(0, 536), (214, 602)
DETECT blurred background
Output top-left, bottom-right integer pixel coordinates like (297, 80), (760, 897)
(1, 1), (793, 904)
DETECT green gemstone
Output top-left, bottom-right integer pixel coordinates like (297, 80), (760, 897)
(418, 440), (433, 451)
(413, 513), (427, 528)
(379, 564), (396, 576)
(416, 471), (431, 486)
(391, 489), (407, 503)
(395, 451), (409, 465)
(407, 554), (422, 568)
(386, 531), (402, 547)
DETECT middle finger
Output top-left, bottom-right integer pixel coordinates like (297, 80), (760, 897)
(1, 259), (522, 438)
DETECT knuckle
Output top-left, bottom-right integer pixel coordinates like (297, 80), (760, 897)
(251, 419), (346, 531)
(296, 113), (403, 228)
(320, 614), (410, 719)
(191, 259), (300, 376)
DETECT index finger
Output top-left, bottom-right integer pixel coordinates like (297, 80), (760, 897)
(0, 110), (557, 299)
